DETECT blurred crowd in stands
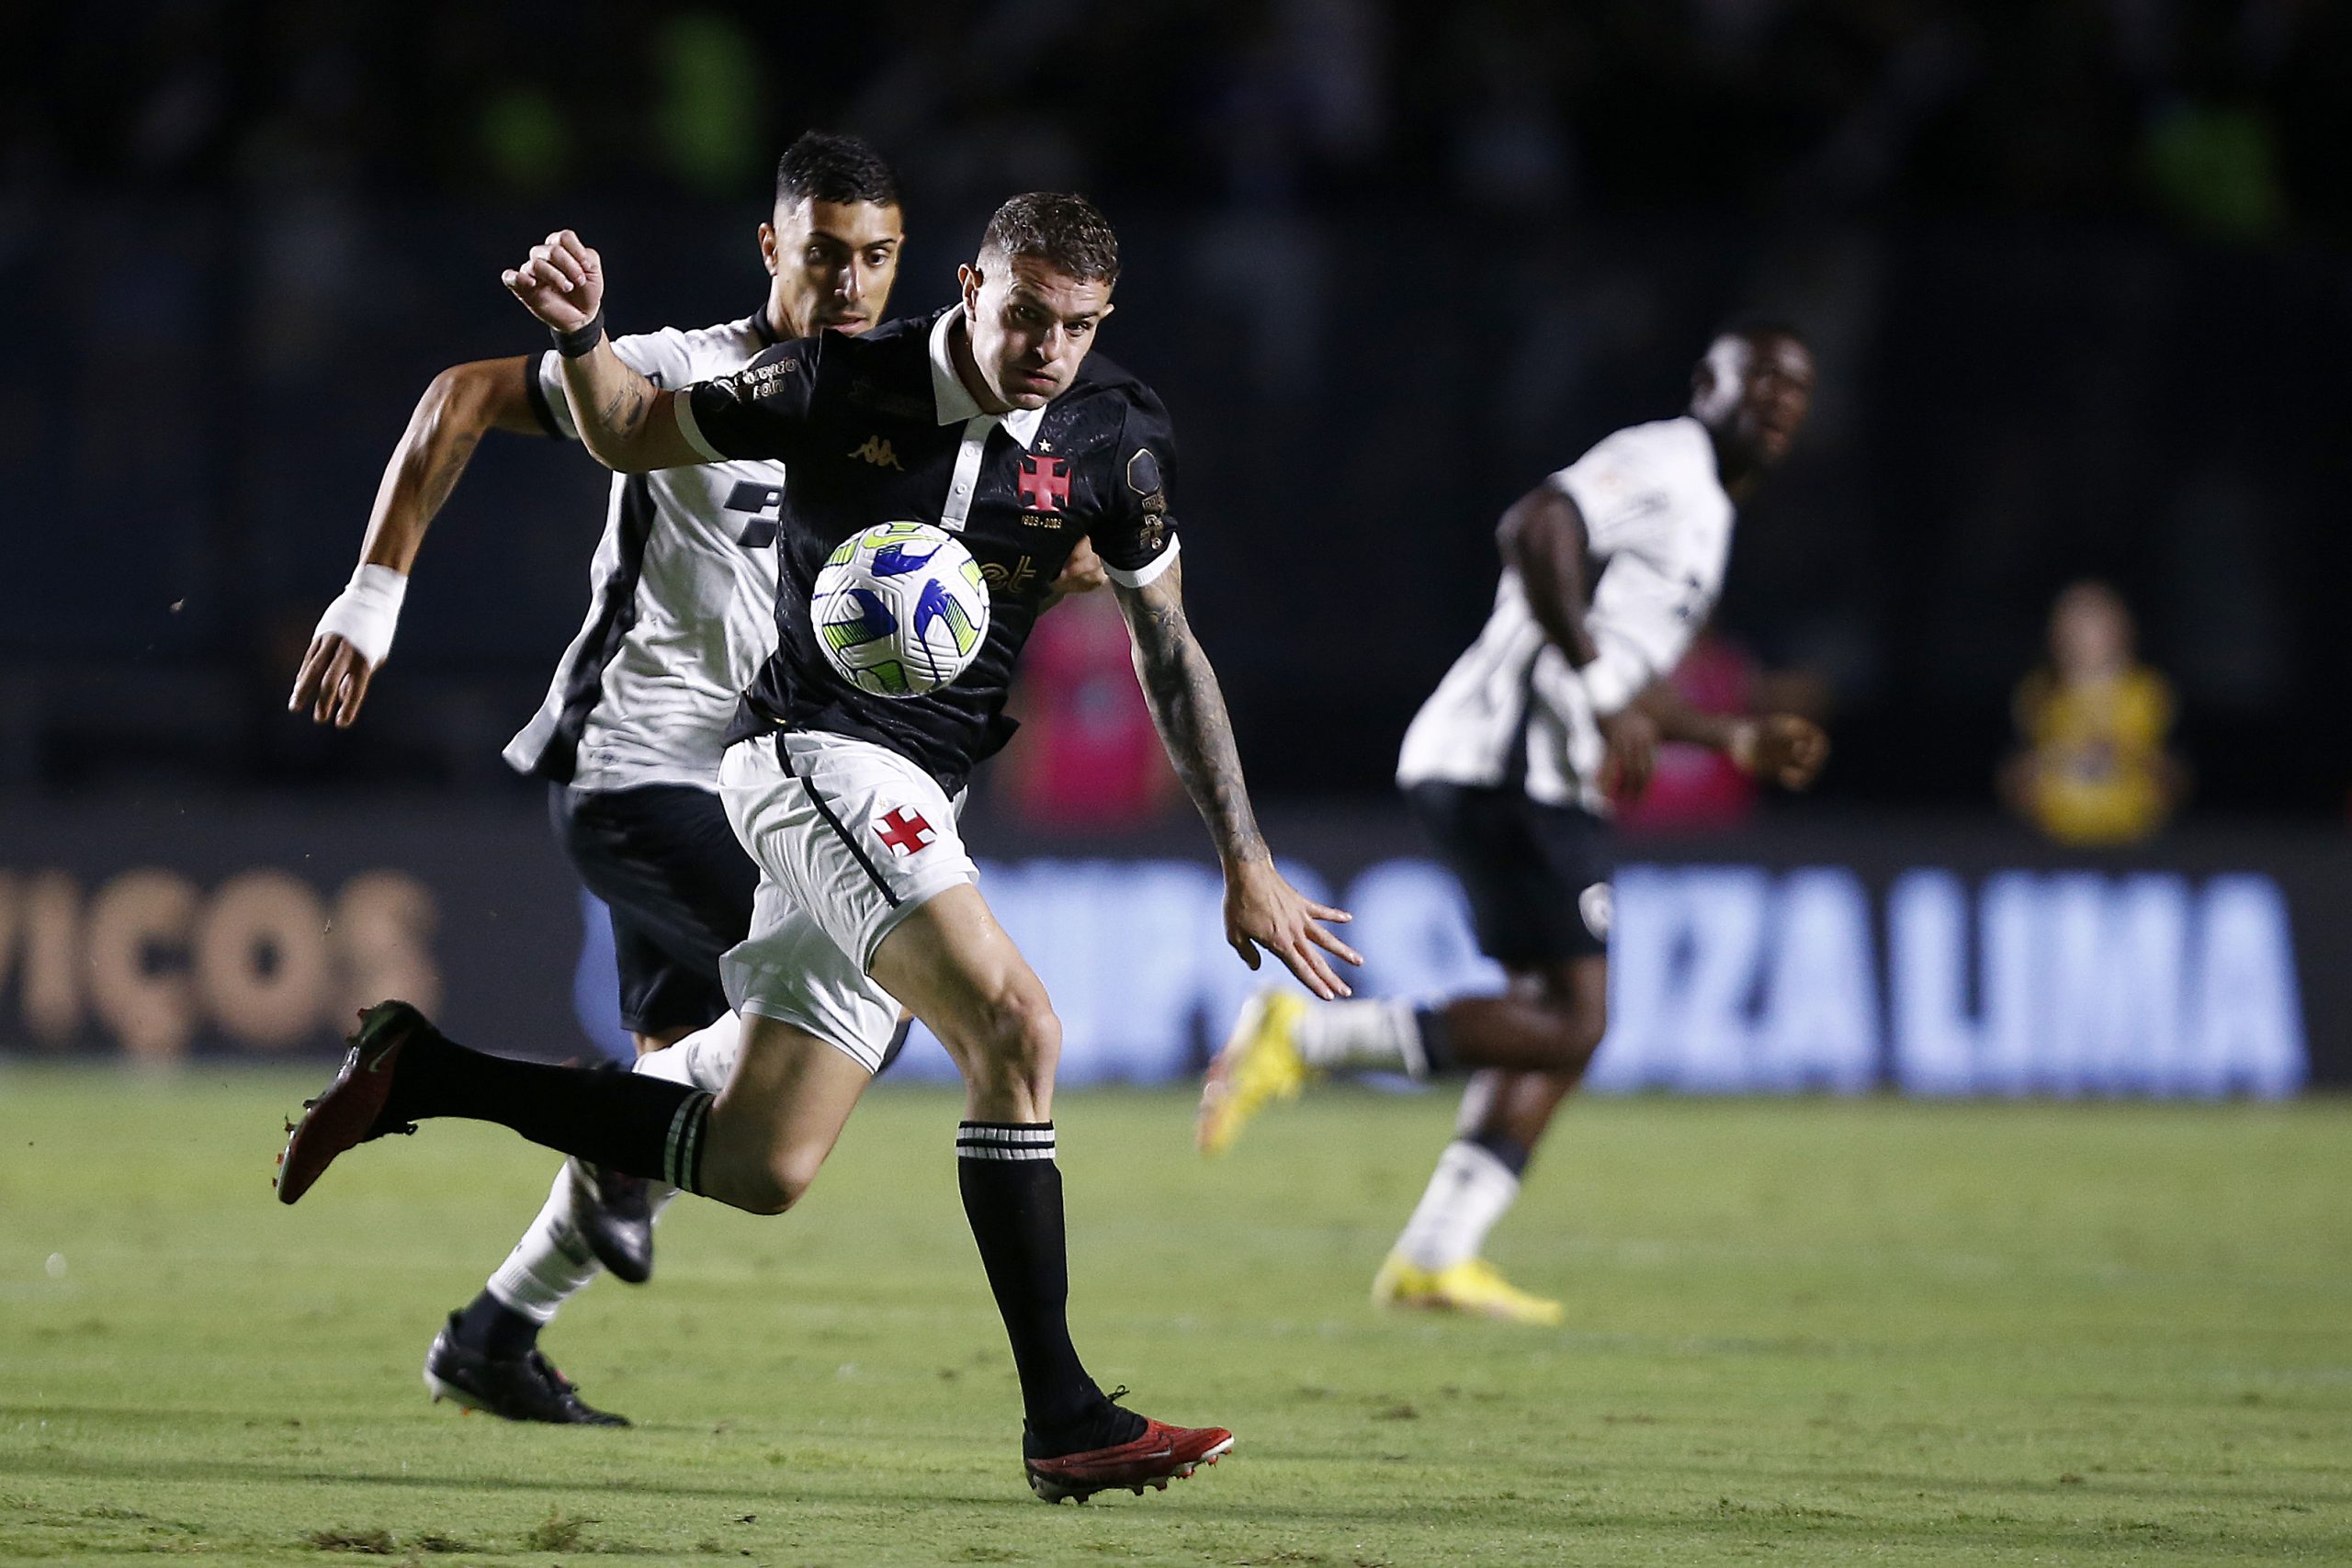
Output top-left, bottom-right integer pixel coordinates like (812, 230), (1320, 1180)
(4, 3), (2347, 824)
(16, 1), (2347, 240)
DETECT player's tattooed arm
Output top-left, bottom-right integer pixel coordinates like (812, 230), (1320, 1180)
(502, 228), (703, 472)
(550, 338), (705, 473)
(1114, 561), (1363, 998)
(1116, 560), (1262, 861)
(1498, 484), (1600, 668)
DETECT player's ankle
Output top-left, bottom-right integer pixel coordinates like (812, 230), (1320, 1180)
(1023, 1392), (1147, 1459)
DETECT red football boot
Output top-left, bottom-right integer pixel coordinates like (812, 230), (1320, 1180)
(275, 1000), (430, 1204)
(1023, 1415), (1235, 1503)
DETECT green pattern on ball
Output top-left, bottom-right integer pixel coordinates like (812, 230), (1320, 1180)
(823, 614), (891, 653)
(939, 595), (980, 657)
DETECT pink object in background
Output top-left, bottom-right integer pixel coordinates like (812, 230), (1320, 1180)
(998, 592), (1179, 829)
(1614, 632), (1758, 832)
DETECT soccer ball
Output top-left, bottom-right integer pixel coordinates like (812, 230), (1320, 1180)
(810, 522), (992, 698)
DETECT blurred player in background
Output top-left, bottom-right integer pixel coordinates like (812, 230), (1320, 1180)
(1198, 325), (1828, 1324)
(281, 193), (1354, 1500)
(289, 133), (917, 1425)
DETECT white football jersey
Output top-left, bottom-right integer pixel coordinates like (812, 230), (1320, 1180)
(1396, 415), (1734, 812)
(503, 316), (789, 793)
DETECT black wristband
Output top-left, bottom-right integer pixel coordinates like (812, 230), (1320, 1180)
(551, 309), (605, 359)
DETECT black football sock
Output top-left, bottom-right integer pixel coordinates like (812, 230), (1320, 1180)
(1413, 1006), (1455, 1074)
(1465, 1127), (1533, 1179)
(956, 1122), (1146, 1456)
(382, 1023), (714, 1194)
(452, 1288), (540, 1359)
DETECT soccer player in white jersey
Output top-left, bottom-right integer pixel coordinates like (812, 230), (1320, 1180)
(1197, 325), (1830, 1324)
(288, 134), (910, 1424)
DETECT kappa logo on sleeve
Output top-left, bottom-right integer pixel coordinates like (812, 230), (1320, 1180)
(874, 807), (936, 856)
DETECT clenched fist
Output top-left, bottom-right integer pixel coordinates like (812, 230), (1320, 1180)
(503, 230), (603, 333)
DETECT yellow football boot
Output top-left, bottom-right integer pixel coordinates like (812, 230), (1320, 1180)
(1369, 1253), (1565, 1326)
(1196, 991), (1314, 1156)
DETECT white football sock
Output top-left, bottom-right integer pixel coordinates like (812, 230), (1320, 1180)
(1393, 1139), (1521, 1271)
(481, 1016), (742, 1323)
(1292, 997), (1429, 1076)
(485, 1163), (602, 1324)
(655, 1010), (743, 1092)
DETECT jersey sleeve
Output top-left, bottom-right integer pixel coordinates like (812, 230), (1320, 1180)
(530, 328), (700, 442)
(1093, 390), (1182, 589)
(674, 341), (820, 463)
(1549, 432), (1680, 561)
(1550, 429), (1719, 715)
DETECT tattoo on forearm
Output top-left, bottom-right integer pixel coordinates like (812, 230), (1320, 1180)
(595, 376), (652, 438)
(417, 431), (478, 518)
(1124, 570), (1268, 863)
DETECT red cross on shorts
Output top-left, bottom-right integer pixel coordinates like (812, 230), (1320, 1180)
(875, 807), (935, 856)
(1017, 454), (1070, 512)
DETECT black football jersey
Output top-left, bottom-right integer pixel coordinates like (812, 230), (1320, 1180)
(681, 308), (1181, 794)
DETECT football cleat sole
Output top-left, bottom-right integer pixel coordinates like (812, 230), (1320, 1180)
(275, 1001), (424, 1205)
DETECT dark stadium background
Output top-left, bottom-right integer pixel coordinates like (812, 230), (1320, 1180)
(3, 3), (2347, 1077)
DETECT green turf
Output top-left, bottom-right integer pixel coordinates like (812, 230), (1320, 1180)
(1, 1067), (2347, 1565)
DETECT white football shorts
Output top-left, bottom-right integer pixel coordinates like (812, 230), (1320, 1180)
(716, 730), (975, 1072)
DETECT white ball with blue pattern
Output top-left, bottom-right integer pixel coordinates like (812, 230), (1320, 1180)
(809, 522), (993, 698)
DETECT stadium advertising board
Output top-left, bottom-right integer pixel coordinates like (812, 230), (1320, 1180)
(0, 804), (2337, 1095)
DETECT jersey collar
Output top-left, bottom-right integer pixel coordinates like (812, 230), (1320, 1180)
(928, 309), (1046, 448)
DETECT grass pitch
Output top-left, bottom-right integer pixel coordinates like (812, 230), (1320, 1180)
(2, 1068), (2347, 1566)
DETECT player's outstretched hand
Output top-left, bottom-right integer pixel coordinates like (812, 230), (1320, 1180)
(288, 632), (376, 728)
(1045, 537), (1108, 602)
(1736, 713), (1829, 791)
(1222, 858), (1361, 999)
(1599, 705), (1660, 802)
(502, 230), (603, 332)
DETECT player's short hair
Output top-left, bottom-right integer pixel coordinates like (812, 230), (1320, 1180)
(978, 192), (1120, 285)
(1713, 316), (1809, 351)
(775, 131), (900, 211)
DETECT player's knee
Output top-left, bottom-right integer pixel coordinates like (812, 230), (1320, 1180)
(964, 983), (1061, 1099)
(1533, 988), (1607, 1067)
(735, 1146), (825, 1216)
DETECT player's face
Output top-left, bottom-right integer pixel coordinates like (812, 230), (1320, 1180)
(1698, 334), (1815, 468)
(761, 197), (905, 339)
(958, 254), (1114, 410)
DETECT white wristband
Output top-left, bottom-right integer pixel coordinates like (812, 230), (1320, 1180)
(313, 564), (408, 669)
(1579, 646), (1645, 718)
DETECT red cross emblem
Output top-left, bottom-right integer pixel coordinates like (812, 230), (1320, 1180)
(1017, 454), (1070, 513)
(875, 807), (935, 856)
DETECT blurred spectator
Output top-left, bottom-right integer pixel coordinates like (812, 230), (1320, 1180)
(995, 591), (1181, 831)
(2000, 581), (2186, 845)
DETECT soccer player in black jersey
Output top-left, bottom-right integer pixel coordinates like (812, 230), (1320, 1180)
(279, 193), (1357, 1502)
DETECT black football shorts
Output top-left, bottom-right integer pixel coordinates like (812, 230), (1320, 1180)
(1403, 781), (1615, 968)
(551, 783), (757, 1039)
